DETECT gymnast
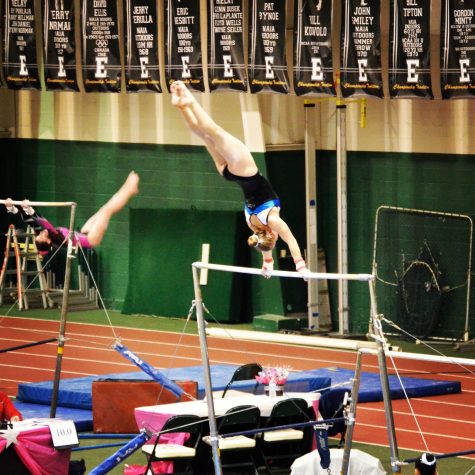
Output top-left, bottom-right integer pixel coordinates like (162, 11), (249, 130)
(170, 80), (310, 279)
(5, 171), (139, 252)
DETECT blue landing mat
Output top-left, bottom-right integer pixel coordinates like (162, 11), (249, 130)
(17, 364), (332, 410)
(17, 365), (461, 411)
(14, 401), (93, 432)
(316, 367), (461, 402)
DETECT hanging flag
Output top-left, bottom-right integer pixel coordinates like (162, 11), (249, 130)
(440, 0), (475, 98)
(248, 0), (289, 94)
(2, 0), (41, 90)
(207, 0), (247, 92)
(340, 0), (383, 98)
(294, 0), (335, 96)
(164, 0), (204, 92)
(388, 0), (433, 98)
(123, 0), (161, 92)
(81, 0), (121, 93)
(43, 0), (79, 91)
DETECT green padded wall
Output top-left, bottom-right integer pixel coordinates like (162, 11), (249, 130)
(122, 208), (284, 322)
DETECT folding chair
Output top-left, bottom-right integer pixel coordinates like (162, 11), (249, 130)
(257, 397), (310, 473)
(142, 414), (202, 474)
(203, 405), (261, 474)
(222, 363), (263, 397)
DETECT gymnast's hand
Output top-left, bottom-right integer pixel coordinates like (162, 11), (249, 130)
(21, 199), (35, 215)
(294, 258), (311, 281)
(5, 198), (18, 214)
(261, 258), (274, 279)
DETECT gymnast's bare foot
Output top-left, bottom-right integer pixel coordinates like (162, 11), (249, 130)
(171, 80), (195, 108)
(123, 171), (140, 197)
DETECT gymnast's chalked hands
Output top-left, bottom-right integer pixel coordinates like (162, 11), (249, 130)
(295, 258), (311, 282)
(261, 258), (274, 279)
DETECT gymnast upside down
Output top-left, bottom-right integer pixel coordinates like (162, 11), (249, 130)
(170, 80), (310, 279)
(5, 171), (139, 252)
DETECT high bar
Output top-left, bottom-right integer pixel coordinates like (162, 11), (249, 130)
(192, 261), (374, 281)
(359, 347), (475, 366)
(0, 199), (76, 207)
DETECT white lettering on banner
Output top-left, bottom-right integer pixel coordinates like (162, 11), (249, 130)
(406, 59), (419, 82)
(181, 56), (191, 78)
(57, 56), (66, 77)
(264, 56), (274, 78)
(459, 58), (470, 82)
(358, 58), (368, 81)
(95, 56), (108, 77)
(19, 55), (28, 75)
(139, 57), (149, 78)
(223, 55), (233, 77)
(311, 57), (323, 80)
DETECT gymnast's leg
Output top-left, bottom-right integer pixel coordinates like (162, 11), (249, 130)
(170, 81), (258, 177)
(80, 171), (139, 247)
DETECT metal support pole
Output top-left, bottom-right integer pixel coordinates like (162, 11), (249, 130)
(191, 265), (223, 475)
(368, 280), (401, 473)
(304, 103), (320, 331)
(336, 103), (349, 335)
(340, 350), (363, 475)
(50, 203), (77, 418)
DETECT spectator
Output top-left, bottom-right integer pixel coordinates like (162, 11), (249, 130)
(0, 391), (22, 422)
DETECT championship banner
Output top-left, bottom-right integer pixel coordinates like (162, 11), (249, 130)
(2, 0), (41, 90)
(124, 0), (161, 92)
(340, 0), (383, 98)
(43, 0), (79, 91)
(441, 0), (475, 98)
(207, 0), (246, 92)
(294, 0), (335, 96)
(164, 0), (204, 92)
(81, 0), (121, 93)
(389, 0), (433, 98)
(248, 0), (289, 94)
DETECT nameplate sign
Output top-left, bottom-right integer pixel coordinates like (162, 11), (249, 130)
(49, 420), (79, 449)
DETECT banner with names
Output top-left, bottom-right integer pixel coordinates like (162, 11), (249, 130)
(43, 0), (79, 91)
(81, 0), (121, 93)
(248, 0), (289, 93)
(388, 0), (433, 98)
(3, 0), (41, 90)
(124, 0), (161, 92)
(441, 0), (475, 98)
(208, 0), (247, 92)
(294, 0), (335, 96)
(165, 0), (204, 92)
(340, 0), (383, 97)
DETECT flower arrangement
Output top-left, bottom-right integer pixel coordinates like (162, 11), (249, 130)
(255, 365), (291, 387)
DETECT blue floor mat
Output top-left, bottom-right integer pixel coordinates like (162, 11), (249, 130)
(313, 367), (461, 402)
(17, 364), (332, 409)
(14, 401), (93, 432)
(16, 365), (461, 420)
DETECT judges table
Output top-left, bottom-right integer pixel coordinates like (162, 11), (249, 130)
(0, 419), (74, 475)
(135, 391), (321, 434)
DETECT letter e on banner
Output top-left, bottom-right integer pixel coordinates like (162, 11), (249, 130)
(95, 57), (108, 78)
(407, 59), (419, 83)
(459, 58), (470, 83)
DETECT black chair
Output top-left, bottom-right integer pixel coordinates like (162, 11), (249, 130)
(203, 405), (261, 474)
(257, 397), (310, 473)
(142, 414), (202, 475)
(222, 363), (263, 397)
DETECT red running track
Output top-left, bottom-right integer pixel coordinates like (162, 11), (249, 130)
(0, 315), (474, 458)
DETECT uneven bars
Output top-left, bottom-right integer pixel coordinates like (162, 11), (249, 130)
(0, 199), (76, 207)
(359, 347), (475, 366)
(192, 261), (374, 281)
